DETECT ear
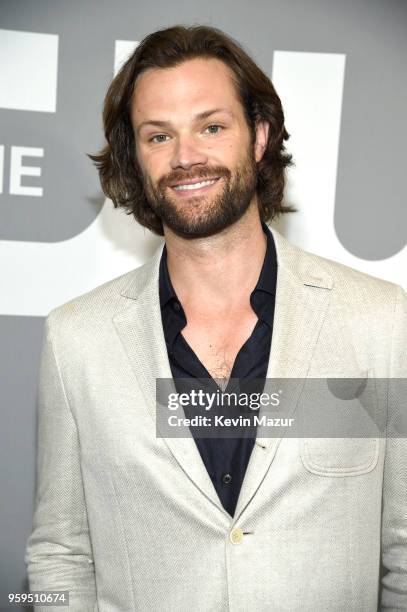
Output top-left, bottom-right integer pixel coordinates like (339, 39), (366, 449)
(254, 120), (270, 163)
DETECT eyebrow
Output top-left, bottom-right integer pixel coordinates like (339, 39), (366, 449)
(136, 108), (234, 134)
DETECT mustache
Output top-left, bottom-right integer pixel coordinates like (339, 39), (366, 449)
(158, 166), (231, 190)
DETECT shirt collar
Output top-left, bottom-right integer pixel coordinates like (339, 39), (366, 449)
(256, 221), (277, 296)
(159, 244), (176, 310)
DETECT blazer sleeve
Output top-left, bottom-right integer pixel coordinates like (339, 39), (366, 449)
(25, 314), (97, 612)
(380, 285), (407, 609)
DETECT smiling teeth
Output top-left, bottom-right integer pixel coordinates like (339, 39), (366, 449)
(173, 179), (217, 191)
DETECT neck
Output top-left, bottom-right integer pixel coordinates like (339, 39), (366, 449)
(163, 199), (268, 313)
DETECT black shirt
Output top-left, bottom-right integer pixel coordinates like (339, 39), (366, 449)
(159, 222), (277, 516)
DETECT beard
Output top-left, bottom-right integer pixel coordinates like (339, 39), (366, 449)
(141, 147), (258, 238)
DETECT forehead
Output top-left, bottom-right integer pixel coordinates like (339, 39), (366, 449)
(131, 57), (243, 122)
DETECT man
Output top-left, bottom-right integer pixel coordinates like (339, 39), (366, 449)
(25, 25), (406, 611)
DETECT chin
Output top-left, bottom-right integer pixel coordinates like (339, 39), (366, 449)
(165, 215), (237, 239)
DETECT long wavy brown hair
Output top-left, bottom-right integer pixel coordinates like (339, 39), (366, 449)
(89, 25), (295, 235)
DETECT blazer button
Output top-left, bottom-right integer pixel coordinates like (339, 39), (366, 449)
(230, 528), (244, 545)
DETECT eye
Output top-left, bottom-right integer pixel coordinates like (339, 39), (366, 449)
(149, 134), (170, 144)
(204, 124), (223, 135)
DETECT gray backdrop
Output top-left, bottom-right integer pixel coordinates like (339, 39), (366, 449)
(1, 0), (406, 609)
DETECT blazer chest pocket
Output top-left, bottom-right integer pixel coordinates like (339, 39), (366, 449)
(300, 438), (380, 476)
(299, 375), (381, 476)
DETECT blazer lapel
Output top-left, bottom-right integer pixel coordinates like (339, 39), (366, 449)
(112, 244), (229, 517)
(233, 227), (333, 519)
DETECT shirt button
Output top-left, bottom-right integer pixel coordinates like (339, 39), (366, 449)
(230, 528), (244, 545)
(222, 473), (232, 484)
(173, 301), (181, 311)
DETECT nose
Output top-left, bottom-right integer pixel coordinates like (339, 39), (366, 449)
(170, 132), (208, 171)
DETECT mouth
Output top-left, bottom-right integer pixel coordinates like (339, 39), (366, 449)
(170, 177), (220, 194)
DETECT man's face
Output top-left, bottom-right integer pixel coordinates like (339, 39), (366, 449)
(131, 57), (267, 238)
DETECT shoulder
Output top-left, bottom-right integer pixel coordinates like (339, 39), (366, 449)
(308, 248), (400, 299)
(272, 232), (406, 374)
(313, 251), (405, 322)
(271, 227), (405, 312)
(44, 246), (162, 340)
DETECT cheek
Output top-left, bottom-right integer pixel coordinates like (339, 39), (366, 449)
(209, 131), (249, 160)
(205, 141), (235, 164)
(142, 146), (173, 176)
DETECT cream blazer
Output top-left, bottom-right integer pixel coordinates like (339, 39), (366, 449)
(25, 227), (407, 611)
